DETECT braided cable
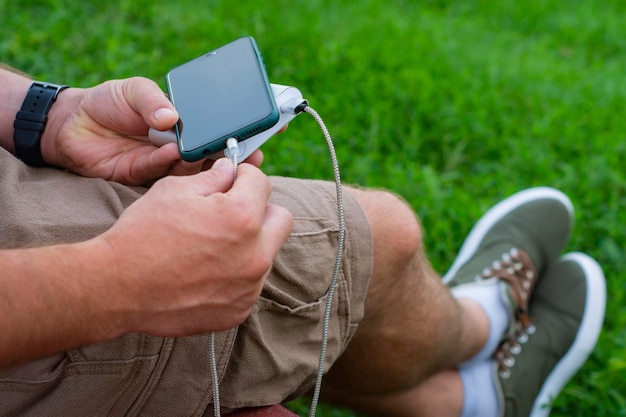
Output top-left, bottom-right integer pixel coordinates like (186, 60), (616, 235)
(209, 141), (241, 417)
(303, 105), (346, 417)
(209, 108), (344, 417)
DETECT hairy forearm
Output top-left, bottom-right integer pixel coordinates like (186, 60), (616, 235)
(0, 67), (32, 152)
(0, 66), (82, 165)
(0, 239), (124, 369)
(0, 62), (30, 76)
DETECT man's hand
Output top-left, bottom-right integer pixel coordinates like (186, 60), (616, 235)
(0, 158), (292, 367)
(97, 158), (293, 336)
(1, 70), (265, 183)
(40, 77), (206, 185)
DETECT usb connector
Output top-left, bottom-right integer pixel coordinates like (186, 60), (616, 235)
(280, 97), (309, 115)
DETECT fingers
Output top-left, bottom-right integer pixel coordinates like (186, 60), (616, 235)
(188, 159), (292, 245)
(227, 162), (273, 204)
(124, 143), (194, 184)
(261, 203), (294, 256)
(122, 77), (179, 131)
(186, 158), (236, 196)
(189, 158), (270, 200)
(228, 164), (293, 252)
(244, 150), (264, 167)
(167, 158), (206, 177)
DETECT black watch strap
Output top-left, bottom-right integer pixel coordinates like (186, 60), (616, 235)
(13, 82), (68, 167)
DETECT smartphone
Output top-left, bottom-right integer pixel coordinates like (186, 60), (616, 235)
(166, 37), (280, 162)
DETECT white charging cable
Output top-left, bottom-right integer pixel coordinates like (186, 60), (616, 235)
(208, 137), (241, 417)
(209, 332), (222, 417)
(301, 105), (346, 417)
(210, 107), (345, 417)
(225, 138), (241, 180)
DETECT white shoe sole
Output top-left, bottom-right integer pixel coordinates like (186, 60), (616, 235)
(530, 252), (606, 417)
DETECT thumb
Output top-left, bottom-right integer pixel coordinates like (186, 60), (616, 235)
(121, 77), (179, 131)
(188, 158), (235, 196)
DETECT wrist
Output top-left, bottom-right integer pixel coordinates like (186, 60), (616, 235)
(71, 237), (130, 341)
(40, 87), (83, 167)
(0, 70), (32, 152)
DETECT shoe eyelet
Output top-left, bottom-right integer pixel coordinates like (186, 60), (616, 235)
(504, 356), (516, 367)
(510, 343), (522, 355)
(526, 324), (537, 335)
(517, 333), (529, 344)
(499, 368), (511, 379)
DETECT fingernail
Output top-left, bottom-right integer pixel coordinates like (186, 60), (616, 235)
(154, 107), (176, 122)
(212, 157), (232, 170)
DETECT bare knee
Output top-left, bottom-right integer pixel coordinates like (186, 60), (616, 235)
(327, 188), (447, 395)
(347, 187), (423, 266)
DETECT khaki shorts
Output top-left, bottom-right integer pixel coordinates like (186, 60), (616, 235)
(0, 149), (373, 416)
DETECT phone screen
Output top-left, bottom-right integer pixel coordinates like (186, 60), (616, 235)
(166, 37), (278, 160)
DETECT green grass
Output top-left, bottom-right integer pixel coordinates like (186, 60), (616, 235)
(2, 0), (625, 415)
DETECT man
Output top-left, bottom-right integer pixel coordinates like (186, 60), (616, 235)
(0, 65), (606, 417)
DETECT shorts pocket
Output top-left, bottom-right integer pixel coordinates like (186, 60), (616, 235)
(0, 334), (164, 417)
(218, 276), (350, 409)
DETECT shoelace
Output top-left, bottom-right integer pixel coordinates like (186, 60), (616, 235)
(495, 321), (537, 379)
(476, 247), (538, 379)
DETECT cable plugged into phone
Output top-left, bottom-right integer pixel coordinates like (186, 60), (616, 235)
(148, 84), (346, 417)
(224, 137), (240, 160)
(149, 83), (340, 417)
(224, 137), (241, 182)
(147, 83), (308, 162)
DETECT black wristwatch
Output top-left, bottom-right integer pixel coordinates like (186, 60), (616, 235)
(13, 81), (68, 167)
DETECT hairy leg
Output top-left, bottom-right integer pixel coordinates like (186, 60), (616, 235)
(321, 187), (487, 415)
(324, 370), (463, 417)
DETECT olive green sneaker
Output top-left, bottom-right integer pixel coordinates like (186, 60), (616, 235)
(443, 187), (574, 288)
(494, 252), (606, 417)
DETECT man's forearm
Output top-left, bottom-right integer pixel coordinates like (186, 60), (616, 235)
(0, 62), (30, 76)
(0, 239), (123, 369)
(0, 67), (33, 152)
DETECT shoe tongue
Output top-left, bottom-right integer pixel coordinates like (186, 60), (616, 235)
(498, 279), (530, 323)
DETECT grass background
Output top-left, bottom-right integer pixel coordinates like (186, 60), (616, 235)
(1, 0), (625, 415)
